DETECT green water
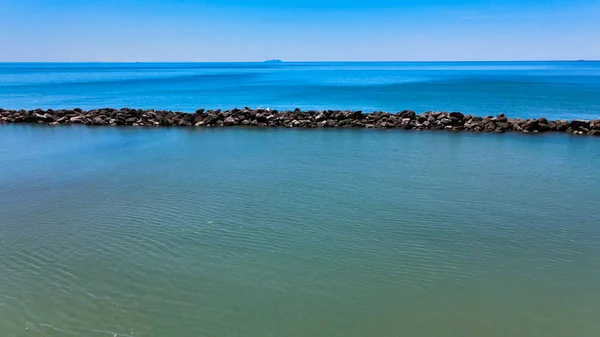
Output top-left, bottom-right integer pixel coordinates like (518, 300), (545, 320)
(1, 125), (600, 336)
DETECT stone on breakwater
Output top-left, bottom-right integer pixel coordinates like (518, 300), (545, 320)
(0, 108), (599, 136)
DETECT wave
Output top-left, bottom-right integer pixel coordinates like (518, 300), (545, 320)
(0, 72), (264, 89)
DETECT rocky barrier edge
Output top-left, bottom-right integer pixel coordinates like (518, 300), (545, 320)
(1, 108), (599, 136)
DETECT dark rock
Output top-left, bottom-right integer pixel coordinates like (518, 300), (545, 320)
(0, 107), (597, 135)
(484, 122), (496, 131)
(556, 121), (570, 132)
(178, 120), (192, 127)
(589, 130), (600, 136)
(495, 122), (510, 130)
(397, 110), (416, 119)
(349, 111), (364, 119)
(522, 119), (539, 132)
(495, 113), (508, 123)
(366, 113), (382, 121)
(334, 112), (346, 121)
(571, 120), (590, 130)
(449, 112), (464, 119)
(204, 114), (219, 125)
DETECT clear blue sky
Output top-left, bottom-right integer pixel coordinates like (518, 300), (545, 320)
(1, 0), (598, 61)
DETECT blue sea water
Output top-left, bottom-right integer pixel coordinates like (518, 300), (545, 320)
(1, 61), (599, 120)
(2, 62), (600, 336)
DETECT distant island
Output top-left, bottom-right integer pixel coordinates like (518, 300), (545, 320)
(264, 59), (283, 63)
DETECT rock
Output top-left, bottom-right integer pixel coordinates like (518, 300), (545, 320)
(349, 111), (364, 119)
(367, 113), (382, 121)
(495, 113), (508, 122)
(0, 107), (597, 135)
(398, 110), (416, 119)
(204, 114), (219, 125)
(34, 113), (52, 122)
(588, 130), (600, 136)
(92, 117), (106, 125)
(556, 120), (570, 132)
(571, 119), (590, 130)
(352, 120), (365, 128)
(522, 119), (539, 132)
(449, 112), (464, 119)
(494, 122), (509, 130)
(484, 122), (496, 131)
(334, 112), (346, 121)
(224, 116), (237, 126)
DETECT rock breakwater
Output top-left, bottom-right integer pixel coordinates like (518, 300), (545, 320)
(1, 108), (599, 136)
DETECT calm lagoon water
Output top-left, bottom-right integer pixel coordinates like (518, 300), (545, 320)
(1, 62), (600, 336)
(1, 125), (600, 337)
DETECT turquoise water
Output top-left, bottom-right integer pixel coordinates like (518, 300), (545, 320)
(1, 61), (600, 120)
(2, 63), (600, 336)
(1, 125), (600, 336)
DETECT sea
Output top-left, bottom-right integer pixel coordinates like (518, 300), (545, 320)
(1, 62), (600, 337)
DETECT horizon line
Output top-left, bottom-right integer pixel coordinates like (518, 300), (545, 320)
(0, 59), (598, 64)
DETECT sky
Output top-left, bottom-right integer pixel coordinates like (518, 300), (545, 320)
(0, 0), (599, 62)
